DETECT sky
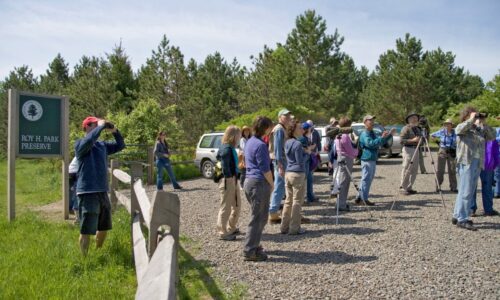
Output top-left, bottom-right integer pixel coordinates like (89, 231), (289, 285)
(0, 0), (499, 82)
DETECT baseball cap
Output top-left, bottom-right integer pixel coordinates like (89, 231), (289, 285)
(82, 116), (100, 129)
(278, 109), (291, 117)
(302, 122), (311, 130)
(363, 115), (375, 122)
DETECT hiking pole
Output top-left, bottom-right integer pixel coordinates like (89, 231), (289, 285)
(389, 136), (424, 211)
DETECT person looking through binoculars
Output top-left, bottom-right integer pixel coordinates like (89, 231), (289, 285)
(431, 119), (458, 193)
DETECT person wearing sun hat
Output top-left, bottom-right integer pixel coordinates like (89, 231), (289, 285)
(399, 112), (422, 195)
(431, 118), (458, 192)
(75, 116), (125, 255)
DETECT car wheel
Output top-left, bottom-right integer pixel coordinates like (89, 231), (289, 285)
(201, 160), (214, 179)
(384, 148), (393, 158)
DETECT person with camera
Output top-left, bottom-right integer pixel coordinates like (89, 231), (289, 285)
(470, 115), (499, 217)
(356, 115), (395, 206)
(418, 115), (430, 174)
(216, 126), (242, 241)
(399, 113), (422, 195)
(335, 117), (358, 211)
(75, 116), (125, 256)
(243, 116), (274, 261)
(154, 131), (183, 191)
(452, 107), (496, 230)
(431, 119), (458, 193)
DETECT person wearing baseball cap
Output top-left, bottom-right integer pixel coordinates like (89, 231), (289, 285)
(355, 115), (395, 206)
(76, 116), (125, 255)
(430, 119), (458, 193)
(268, 108), (292, 223)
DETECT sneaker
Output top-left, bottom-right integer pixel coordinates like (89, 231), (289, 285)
(219, 234), (236, 241)
(289, 228), (306, 235)
(456, 221), (477, 231)
(354, 197), (362, 205)
(244, 252), (268, 261)
(408, 189), (418, 194)
(470, 210), (477, 217)
(451, 189), (458, 193)
(451, 217), (458, 225)
(330, 193), (338, 198)
(174, 186), (183, 190)
(483, 210), (499, 216)
(399, 189), (410, 195)
(269, 213), (281, 224)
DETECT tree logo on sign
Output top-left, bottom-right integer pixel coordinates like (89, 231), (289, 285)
(22, 100), (43, 121)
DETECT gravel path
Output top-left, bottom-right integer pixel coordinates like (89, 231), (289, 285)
(150, 155), (500, 299)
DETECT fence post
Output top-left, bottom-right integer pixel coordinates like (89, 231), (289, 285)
(147, 146), (154, 185)
(109, 159), (120, 209)
(130, 162), (143, 218)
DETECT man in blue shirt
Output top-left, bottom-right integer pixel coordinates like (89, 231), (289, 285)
(356, 115), (394, 205)
(431, 119), (457, 192)
(268, 109), (292, 223)
(75, 116), (125, 256)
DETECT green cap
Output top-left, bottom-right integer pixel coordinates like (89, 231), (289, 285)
(278, 109), (291, 117)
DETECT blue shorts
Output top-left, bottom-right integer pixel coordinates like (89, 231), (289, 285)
(78, 192), (112, 235)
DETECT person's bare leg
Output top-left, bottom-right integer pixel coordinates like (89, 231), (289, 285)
(80, 234), (91, 256)
(95, 231), (107, 248)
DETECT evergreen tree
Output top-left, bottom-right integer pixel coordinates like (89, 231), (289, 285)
(106, 42), (137, 112)
(39, 53), (70, 94)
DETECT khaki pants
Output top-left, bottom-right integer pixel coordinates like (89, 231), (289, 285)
(217, 177), (241, 238)
(281, 172), (306, 234)
(436, 148), (457, 190)
(400, 146), (419, 191)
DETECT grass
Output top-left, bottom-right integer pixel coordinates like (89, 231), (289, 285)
(0, 159), (245, 299)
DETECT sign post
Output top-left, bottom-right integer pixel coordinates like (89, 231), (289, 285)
(7, 89), (69, 221)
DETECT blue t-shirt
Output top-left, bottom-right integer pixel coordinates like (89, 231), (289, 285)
(244, 136), (271, 180)
(285, 138), (306, 173)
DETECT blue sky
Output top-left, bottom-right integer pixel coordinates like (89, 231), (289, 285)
(0, 0), (498, 81)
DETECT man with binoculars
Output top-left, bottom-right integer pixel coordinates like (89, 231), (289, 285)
(75, 116), (125, 255)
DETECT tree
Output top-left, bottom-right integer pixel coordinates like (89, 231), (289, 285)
(106, 42), (137, 112)
(0, 66), (39, 157)
(39, 53), (70, 94)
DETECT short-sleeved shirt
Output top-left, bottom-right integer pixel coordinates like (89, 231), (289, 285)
(244, 136), (271, 180)
(285, 139), (306, 173)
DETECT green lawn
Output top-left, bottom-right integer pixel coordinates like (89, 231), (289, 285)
(0, 159), (244, 299)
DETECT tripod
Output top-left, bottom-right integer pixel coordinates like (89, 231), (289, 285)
(389, 130), (446, 211)
(331, 158), (373, 225)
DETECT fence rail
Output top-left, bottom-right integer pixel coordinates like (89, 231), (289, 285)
(110, 160), (179, 300)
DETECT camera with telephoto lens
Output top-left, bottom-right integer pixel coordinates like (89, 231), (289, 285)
(104, 121), (115, 129)
(475, 112), (488, 119)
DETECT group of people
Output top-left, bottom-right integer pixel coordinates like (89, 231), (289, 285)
(72, 105), (499, 257)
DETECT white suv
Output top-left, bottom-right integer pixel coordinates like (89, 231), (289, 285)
(194, 132), (223, 178)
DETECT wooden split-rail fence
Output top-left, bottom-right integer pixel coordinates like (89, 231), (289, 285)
(109, 160), (180, 300)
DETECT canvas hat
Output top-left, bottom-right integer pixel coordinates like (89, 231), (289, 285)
(405, 112), (420, 124)
(443, 118), (453, 125)
(363, 115), (375, 123)
(82, 116), (100, 129)
(278, 109), (291, 117)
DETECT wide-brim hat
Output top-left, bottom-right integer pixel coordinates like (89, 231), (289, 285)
(443, 118), (453, 125)
(405, 112), (420, 124)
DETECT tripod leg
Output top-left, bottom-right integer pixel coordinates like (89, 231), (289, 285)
(423, 137), (446, 208)
(390, 138), (423, 211)
(331, 161), (342, 225)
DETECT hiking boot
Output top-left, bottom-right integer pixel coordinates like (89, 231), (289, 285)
(364, 200), (375, 206)
(451, 217), (458, 225)
(408, 189), (418, 194)
(244, 252), (268, 262)
(456, 221), (477, 231)
(269, 212), (281, 224)
(219, 234), (236, 241)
